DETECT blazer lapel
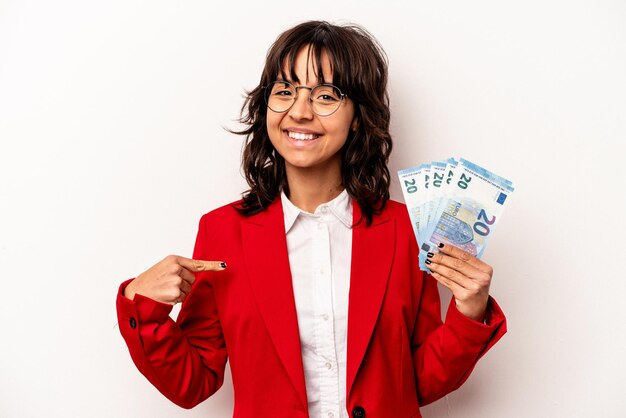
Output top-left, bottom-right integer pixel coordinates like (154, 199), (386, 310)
(346, 202), (395, 397)
(241, 198), (308, 409)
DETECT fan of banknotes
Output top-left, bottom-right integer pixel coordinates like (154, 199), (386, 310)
(398, 158), (515, 272)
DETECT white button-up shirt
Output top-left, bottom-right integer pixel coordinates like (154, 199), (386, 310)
(281, 190), (352, 418)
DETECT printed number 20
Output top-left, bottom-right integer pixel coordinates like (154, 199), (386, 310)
(473, 209), (496, 236)
(458, 173), (472, 189)
(404, 179), (417, 193)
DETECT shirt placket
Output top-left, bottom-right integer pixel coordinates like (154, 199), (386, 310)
(312, 207), (341, 418)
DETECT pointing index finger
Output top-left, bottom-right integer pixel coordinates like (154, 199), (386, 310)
(177, 256), (227, 272)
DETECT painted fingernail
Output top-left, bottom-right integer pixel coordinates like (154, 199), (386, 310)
(220, 262), (227, 269)
(425, 259), (432, 265)
(438, 243), (444, 248)
(427, 252), (434, 258)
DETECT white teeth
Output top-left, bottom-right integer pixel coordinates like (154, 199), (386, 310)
(288, 131), (318, 141)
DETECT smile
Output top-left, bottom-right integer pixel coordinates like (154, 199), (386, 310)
(287, 131), (320, 141)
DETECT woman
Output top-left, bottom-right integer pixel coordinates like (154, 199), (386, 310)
(117, 20), (506, 418)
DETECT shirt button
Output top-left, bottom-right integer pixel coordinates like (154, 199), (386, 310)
(322, 313), (329, 321)
(328, 412), (334, 418)
(319, 269), (325, 275)
(325, 362), (332, 369)
(320, 207), (328, 214)
(129, 317), (137, 329)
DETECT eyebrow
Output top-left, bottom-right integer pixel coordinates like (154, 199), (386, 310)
(275, 77), (297, 83)
(275, 76), (328, 87)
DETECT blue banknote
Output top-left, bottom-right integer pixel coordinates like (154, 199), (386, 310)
(399, 158), (514, 272)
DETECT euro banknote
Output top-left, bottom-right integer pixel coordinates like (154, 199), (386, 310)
(398, 158), (514, 272)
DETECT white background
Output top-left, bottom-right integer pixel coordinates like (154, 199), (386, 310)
(1, 1), (625, 417)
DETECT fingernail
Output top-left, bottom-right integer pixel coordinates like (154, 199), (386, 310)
(427, 252), (434, 258)
(438, 243), (444, 248)
(220, 262), (227, 269)
(425, 259), (432, 265)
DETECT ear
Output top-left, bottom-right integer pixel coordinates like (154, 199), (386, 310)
(351, 117), (359, 132)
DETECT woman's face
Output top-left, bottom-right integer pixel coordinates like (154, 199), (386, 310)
(266, 46), (357, 179)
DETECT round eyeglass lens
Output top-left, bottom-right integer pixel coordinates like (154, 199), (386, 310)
(265, 81), (296, 113)
(309, 84), (343, 116)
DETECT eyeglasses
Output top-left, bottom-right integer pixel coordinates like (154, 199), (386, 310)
(264, 81), (347, 117)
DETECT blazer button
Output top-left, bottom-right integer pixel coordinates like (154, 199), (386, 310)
(129, 317), (137, 329)
(352, 406), (365, 418)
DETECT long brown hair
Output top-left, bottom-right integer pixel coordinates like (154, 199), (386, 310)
(232, 20), (392, 225)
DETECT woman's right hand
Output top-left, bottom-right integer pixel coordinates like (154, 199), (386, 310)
(123, 255), (227, 305)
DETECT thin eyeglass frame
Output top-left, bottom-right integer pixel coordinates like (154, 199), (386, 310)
(264, 81), (347, 117)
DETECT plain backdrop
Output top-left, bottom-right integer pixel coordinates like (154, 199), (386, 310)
(1, 1), (625, 417)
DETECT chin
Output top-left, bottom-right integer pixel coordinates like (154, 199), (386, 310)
(286, 159), (317, 169)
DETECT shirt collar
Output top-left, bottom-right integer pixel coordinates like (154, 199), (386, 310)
(281, 189), (353, 233)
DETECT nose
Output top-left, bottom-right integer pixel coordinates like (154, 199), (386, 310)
(288, 87), (314, 120)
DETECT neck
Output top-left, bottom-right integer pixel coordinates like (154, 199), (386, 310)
(285, 164), (344, 213)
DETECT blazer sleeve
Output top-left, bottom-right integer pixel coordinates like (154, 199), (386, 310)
(116, 214), (228, 409)
(411, 272), (507, 406)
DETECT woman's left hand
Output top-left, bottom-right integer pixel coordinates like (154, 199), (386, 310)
(425, 243), (493, 322)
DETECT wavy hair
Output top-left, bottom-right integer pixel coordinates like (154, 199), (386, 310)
(232, 20), (392, 225)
